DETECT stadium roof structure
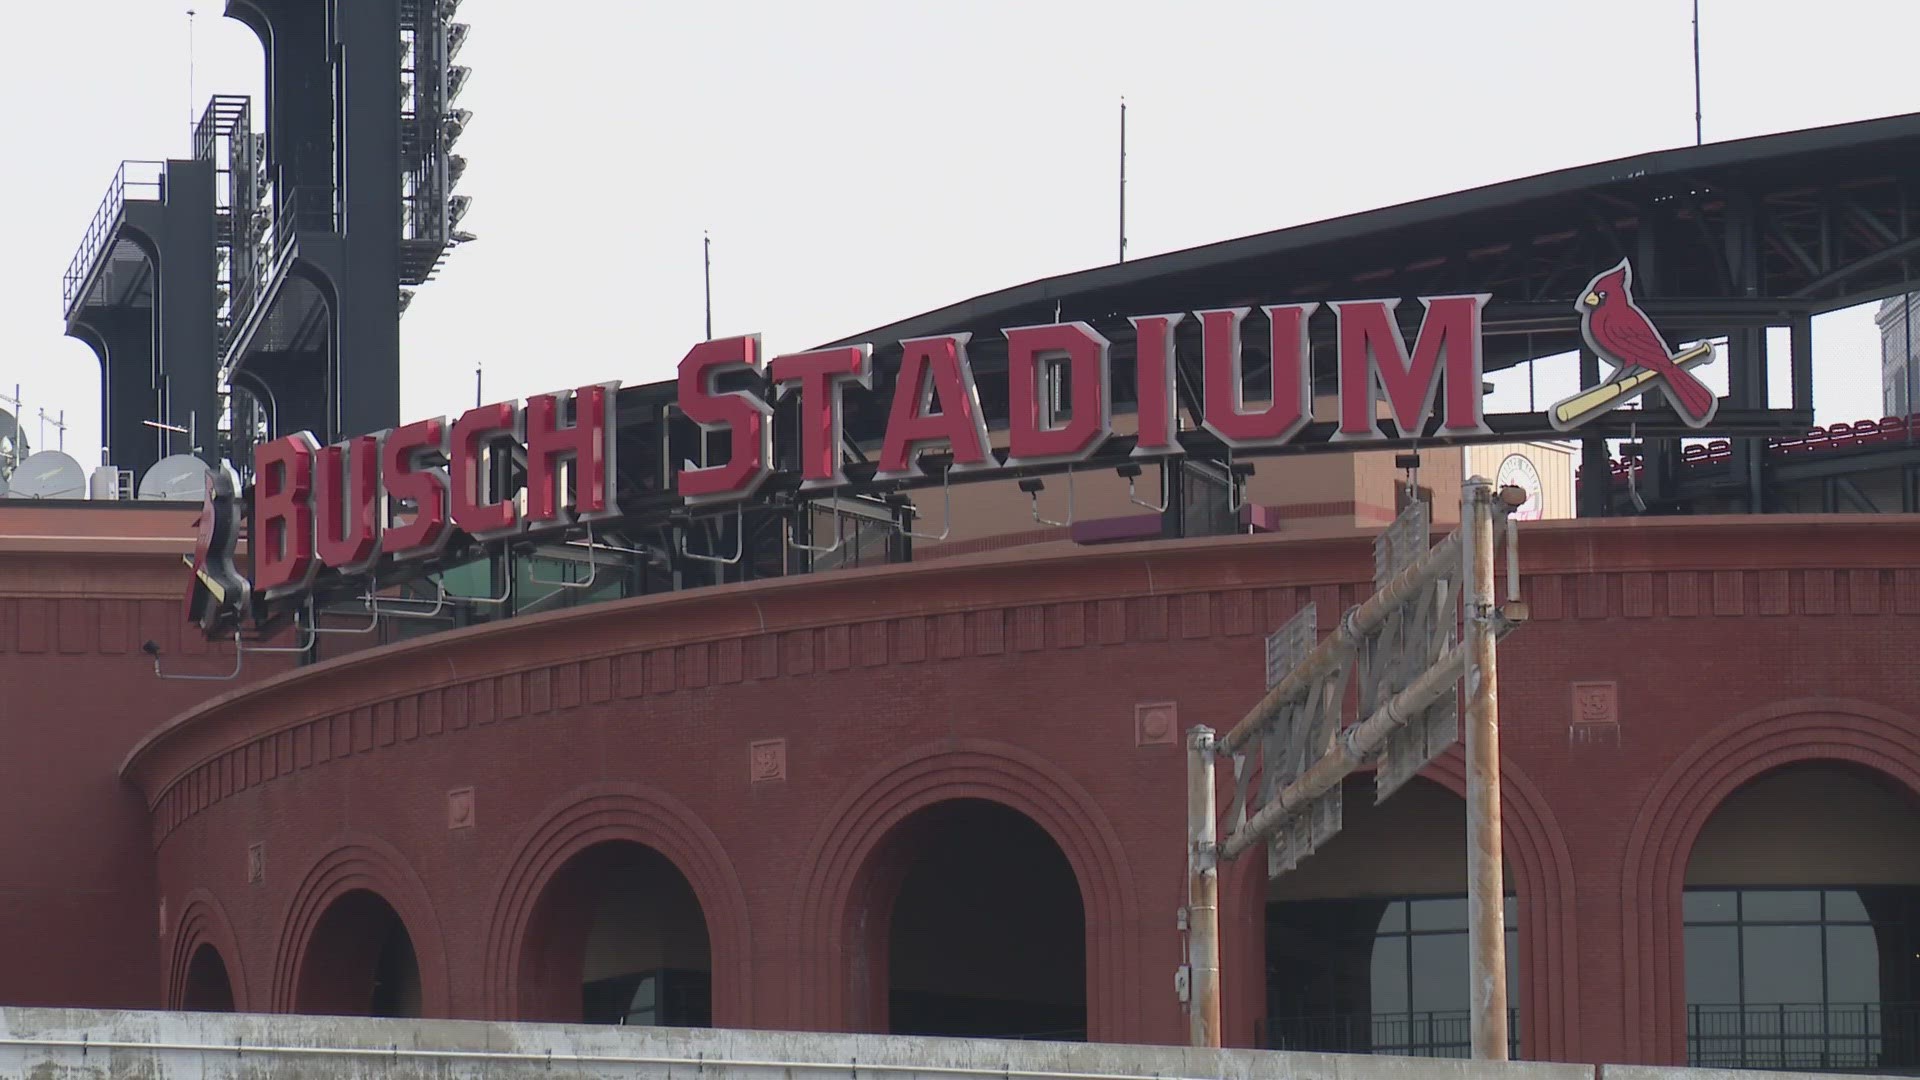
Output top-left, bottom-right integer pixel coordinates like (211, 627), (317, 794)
(830, 109), (1920, 369)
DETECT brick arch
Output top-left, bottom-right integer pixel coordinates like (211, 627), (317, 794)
(1223, 752), (1581, 1061)
(481, 782), (752, 1025)
(1619, 697), (1920, 1064)
(793, 740), (1139, 1041)
(168, 889), (248, 1012)
(271, 839), (450, 1016)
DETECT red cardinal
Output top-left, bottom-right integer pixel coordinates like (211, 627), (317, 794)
(1577, 258), (1715, 421)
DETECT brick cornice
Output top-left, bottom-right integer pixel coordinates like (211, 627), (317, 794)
(121, 515), (1920, 837)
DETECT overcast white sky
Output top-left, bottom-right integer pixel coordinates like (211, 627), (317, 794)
(1, 0), (1913, 467)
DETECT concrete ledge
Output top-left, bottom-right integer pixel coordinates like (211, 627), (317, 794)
(0, 1008), (1599, 1080)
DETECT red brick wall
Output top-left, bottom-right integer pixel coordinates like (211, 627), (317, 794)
(0, 505), (289, 1010)
(101, 515), (1920, 1063)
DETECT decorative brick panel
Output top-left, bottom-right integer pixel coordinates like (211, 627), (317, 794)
(247, 842), (265, 886)
(1897, 570), (1920, 615)
(1570, 681), (1620, 748)
(16, 599), (48, 653)
(1220, 590), (1255, 636)
(584, 658), (612, 703)
(1530, 575), (1564, 621)
(822, 625), (852, 670)
(1135, 702), (1178, 747)
(397, 696), (419, 741)
(1096, 599), (1127, 645)
(857, 622), (888, 667)
(649, 649), (678, 694)
(1849, 569), (1881, 615)
(748, 739), (787, 783)
(716, 639), (745, 684)
(1577, 575), (1608, 619)
(1014, 607), (1046, 652)
(1711, 571), (1744, 616)
(447, 787), (475, 830)
(785, 629), (818, 675)
(973, 610), (1006, 655)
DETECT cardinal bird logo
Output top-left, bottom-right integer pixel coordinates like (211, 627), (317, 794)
(1549, 258), (1719, 432)
(183, 464), (250, 633)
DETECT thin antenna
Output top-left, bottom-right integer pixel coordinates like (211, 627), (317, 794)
(475, 362), (483, 407)
(1692, 0), (1702, 145)
(1118, 98), (1128, 263)
(703, 231), (713, 341)
(187, 9), (198, 136)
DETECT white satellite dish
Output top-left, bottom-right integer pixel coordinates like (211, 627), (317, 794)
(8, 451), (85, 499)
(0, 408), (27, 480)
(138, 454), (212, 502)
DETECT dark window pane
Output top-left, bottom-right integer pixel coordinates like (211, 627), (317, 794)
(1685, 926), (1739, 1005)
(1825, 924), (1880, 1005)
(1742, 925), (1822, 1004)
(1370, 936), (1408, 1015)
(1743, 890), (1821, 922)
(1409, 932), (1469, 1013)
(1685, 890), (1737, 923)
(1410, 898), (1467, 931)
(1825, 890), (1870, 923)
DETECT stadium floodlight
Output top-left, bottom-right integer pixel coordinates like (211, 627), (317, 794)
(443, 109), (472, 143)
(447, 66), (471, 103)
(448, 154), (467, 186)
(446, 22), (470, 60)
(449, 195), (471, 229)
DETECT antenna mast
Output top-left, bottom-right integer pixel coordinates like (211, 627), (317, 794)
(1118, 98), (1128, 263)
(704, 231), (713, 341)
(1692, 0), (1703, 145)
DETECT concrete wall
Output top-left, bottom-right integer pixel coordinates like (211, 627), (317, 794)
(0, 1007), (1851, 1080)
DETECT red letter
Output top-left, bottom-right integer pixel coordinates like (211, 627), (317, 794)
(875, 334), (995, 480)
(251, 433), (318, 597)
(525, 383), (618, 525)
(380, 417), (451, 559)
(1003, 321), (1112, 467)
(450, 401), (524, 539)
(1332, 293), (1490, 440)
(1129, 313), (1184, 458)
(770, 345), (872, 491)
(677, 336), (772, 504)
(1198, 304), (1316, 448)
(314, 434), (382, 572)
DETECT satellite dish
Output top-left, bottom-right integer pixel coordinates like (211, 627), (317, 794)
(8, 451), (85, 499)
(138, 454), (212, 501)
(0, 408), (27, 480)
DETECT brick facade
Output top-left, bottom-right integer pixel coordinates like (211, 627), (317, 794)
(8, 509), (1920, 1065)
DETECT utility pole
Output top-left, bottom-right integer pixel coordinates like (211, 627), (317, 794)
(1463, 476), (1509, 1060)
(1185, 725), (1220, 1048)
(1194, 480), (1528, 1056)
(1118, 99), (1128, 263)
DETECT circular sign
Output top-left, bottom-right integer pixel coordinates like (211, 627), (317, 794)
(1495, 453), (1544, 521)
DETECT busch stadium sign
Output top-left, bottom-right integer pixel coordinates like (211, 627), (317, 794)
(186, 260), (1721, 634)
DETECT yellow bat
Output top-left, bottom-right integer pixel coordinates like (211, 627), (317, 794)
(183, 552), (228, 603)
(1550, 341), (1716, 429)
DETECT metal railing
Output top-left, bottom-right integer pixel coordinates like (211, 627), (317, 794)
(1687, 1001), (1920, 1074)
(61, 161), (164, 317)
(1261, 1009), (1521, 1060)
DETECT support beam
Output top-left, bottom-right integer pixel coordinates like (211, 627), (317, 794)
(1463, 478), (1509, 1062)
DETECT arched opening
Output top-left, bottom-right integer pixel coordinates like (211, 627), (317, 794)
(517, 841), (711, 1026)
(180, 943), (236, 1012)
(1682, 762), (1920, 1072)
(859, 799), (1086, 1041)
(294, 889), (422, 1017)
(1263, 775), (1518, 1058)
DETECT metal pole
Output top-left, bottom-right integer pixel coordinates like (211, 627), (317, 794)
(1185, 724), (1221, 1048)
(704, 231), (713, 341)
(476, 363), (483, 408)
(1463, 476), (1509, 1060)
(1904, 292), (1912, 440)
(1118, 99), (1128, 264)
(1692, 0), (1703, 145)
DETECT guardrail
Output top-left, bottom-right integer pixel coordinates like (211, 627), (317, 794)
(61, 161), (164, 318)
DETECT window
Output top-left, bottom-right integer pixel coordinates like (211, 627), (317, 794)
(1684, 887), (1920, 1073)
(1266, 894), (1519, 1059)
